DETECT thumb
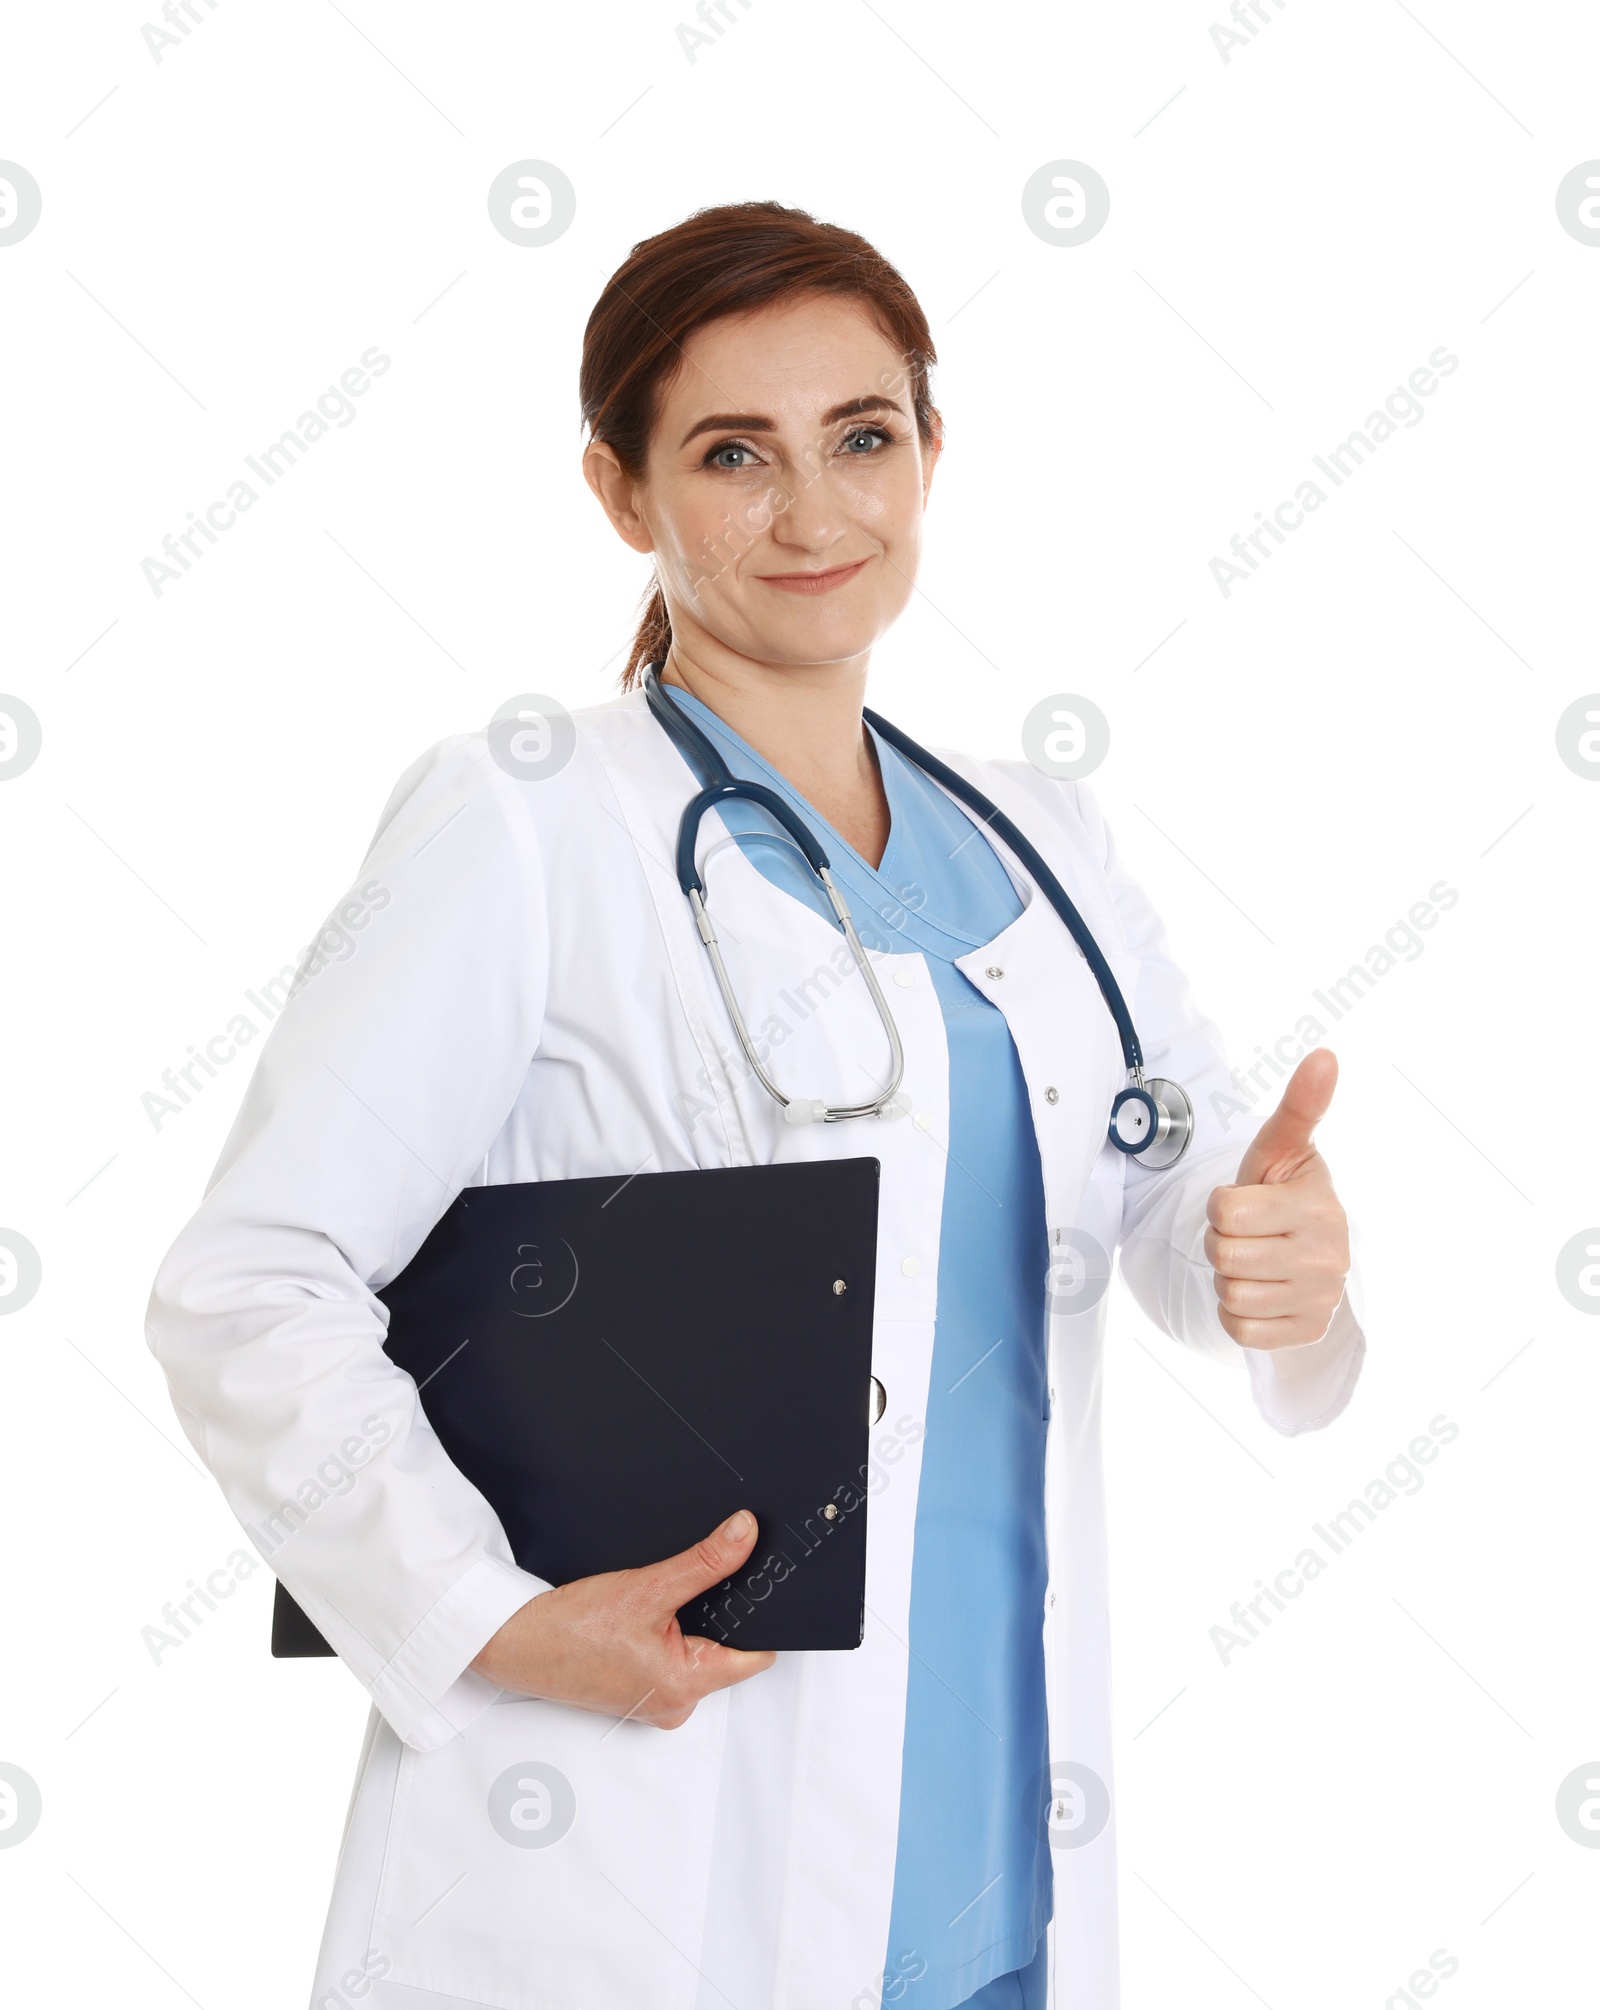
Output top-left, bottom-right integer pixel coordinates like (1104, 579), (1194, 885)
(647, 1510), (761, 1617)
(1235, 1048), (1338, 1186)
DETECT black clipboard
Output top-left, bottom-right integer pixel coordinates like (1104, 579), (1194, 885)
(271, 1156), (881, 1658)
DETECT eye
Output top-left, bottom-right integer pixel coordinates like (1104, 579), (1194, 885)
(704, 440), (762, 470)
(840, 425), (893, 455)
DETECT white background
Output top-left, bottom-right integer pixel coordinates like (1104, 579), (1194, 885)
(2, 1), (1597, 2004)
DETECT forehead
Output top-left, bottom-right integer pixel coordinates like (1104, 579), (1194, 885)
(657, 294), (903, 426)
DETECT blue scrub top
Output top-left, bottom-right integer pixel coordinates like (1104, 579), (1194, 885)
(662, 687), (1053, 2007)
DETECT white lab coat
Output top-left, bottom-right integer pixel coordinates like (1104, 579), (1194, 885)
(146, 687), (1364, 2010)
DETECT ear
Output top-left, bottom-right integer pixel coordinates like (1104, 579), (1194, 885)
(582, 440), (655, 556)
(920, 417), (943, 507)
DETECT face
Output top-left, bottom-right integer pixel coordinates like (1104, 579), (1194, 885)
(585, 292), (939, 672)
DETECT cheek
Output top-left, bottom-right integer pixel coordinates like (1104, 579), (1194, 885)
(839, 461), (921, 533)
(663, 488), (740, 557)
(651, 488), (766, 591)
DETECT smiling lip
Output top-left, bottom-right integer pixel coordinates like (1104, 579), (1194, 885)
(757, 558), (870, 595)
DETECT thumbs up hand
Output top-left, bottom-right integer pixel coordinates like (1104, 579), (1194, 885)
(1204, 1048), (1351, 1350)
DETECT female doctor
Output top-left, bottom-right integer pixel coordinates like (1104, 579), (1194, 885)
(147, 201), (1364, 2010)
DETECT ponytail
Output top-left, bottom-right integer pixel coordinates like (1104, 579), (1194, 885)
(625, 578), (671, 685)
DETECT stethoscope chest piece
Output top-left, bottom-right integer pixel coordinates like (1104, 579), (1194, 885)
(1109, 1076), (1194, 1170)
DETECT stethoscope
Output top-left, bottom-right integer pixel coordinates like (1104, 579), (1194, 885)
(643, 666), (1194, 1169)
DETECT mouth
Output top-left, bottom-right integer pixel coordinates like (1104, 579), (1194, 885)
(756, 558), (871, 595)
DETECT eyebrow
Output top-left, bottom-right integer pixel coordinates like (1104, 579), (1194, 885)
(677, 394), (907, 450)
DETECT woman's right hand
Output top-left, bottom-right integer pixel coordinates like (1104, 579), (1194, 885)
(469, 1509), (777, 1729)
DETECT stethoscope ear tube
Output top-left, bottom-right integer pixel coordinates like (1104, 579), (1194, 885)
(684, 835), (906, 1125)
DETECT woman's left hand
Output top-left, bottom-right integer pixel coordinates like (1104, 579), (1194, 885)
(1204, 1048), (1351, 1350)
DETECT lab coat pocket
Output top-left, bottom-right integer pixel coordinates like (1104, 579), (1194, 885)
(369, 1690), (724, 2010)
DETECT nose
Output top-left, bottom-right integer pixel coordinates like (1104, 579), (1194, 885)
(766, 459), (853, 552)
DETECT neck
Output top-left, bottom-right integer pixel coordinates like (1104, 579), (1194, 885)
(658, 639), (890, 868)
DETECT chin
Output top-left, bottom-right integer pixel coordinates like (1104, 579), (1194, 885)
(737, 604), (894, 667)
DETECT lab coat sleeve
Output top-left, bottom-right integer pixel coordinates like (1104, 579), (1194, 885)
(1072, 778), (1366, 1436)
(145, 736), (554, 1751)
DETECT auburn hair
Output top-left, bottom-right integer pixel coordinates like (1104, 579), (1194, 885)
(578, 200), (940, 688)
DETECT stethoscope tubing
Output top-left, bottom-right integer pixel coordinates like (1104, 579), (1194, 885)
(645, 664), (1195, 1160)
(645, 666), (1146, 1083)
(861, 705), (1144, 1078)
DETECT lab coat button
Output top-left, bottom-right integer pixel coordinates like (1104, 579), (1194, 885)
(986, 965), (1004, 979)
(893, 968), (916, 988)
(901, 1256), (922, 1278)
(1045, 1086), (1059, 1104)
